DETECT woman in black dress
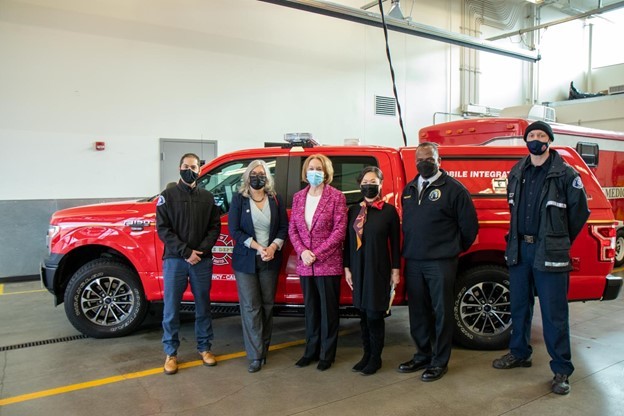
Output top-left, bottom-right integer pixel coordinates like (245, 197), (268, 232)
(344, 166), (400, 375)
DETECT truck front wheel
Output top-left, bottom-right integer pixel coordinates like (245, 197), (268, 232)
(64, 259), (148, 338)
(453, 265), (511, 350)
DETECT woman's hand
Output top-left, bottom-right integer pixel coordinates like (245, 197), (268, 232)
(301, 250), (316, 266)
(261, 244), (277, 262)
(344, 268), (353, 290)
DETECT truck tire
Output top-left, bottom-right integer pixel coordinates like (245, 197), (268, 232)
(453, 265), (511, 350)
(615, 229), (624, 268)
(64, 259), (148, 338)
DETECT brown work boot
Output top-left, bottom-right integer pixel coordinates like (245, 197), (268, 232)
(199, 351), (217, 366)
(163, 355), (178, 375)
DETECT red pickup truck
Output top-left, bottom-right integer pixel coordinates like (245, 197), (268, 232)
(41, 142), (621, 350)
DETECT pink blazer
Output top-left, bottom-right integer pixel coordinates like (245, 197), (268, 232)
(289, 184), (347, 276)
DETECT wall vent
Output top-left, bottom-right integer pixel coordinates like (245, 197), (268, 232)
(608, 84), (624, 95)
(375, 95), (396, 116)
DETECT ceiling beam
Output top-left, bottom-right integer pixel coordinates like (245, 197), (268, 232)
(258, 0), (540, 62)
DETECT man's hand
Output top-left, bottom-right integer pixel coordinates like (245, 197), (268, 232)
(187, 250), (203, 265)
(391, 269), (400, 286)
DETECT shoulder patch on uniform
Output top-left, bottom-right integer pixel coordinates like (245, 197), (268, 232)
(157, 195), (166, 206)
(572, 177), (584, 189)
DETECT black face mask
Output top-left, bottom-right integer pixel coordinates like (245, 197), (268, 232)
(526, 140), (549, 156)
(180, 168), (199, 184)
(249, 175), (267, 190)
(360, 184), (380, 199)
(417, 160), (438, 178)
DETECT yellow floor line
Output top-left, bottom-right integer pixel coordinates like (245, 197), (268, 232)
(0, 284), (4, 295)
(0, 289), (46, 296)
(0, 329), (353, 407)
(612, 266), (624, 273)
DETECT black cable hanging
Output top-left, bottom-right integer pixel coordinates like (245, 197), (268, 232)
(378, 0), (408, 147)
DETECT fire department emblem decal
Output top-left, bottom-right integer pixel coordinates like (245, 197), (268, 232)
(212, 234), (234, 266)
(428, 189), (442, 201)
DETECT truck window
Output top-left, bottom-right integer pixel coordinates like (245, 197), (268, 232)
(197, 159), (277, 214)
(298, 156), (378, 206)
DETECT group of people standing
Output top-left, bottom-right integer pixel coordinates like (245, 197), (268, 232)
(155, 121), (588, 395)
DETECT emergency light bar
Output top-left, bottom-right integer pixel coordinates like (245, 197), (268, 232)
(284, 132), (319, 148)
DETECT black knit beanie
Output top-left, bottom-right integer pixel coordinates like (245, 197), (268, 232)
(523, 120), (554, 142)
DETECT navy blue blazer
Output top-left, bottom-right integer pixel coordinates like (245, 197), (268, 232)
(228, 192), (289, 274)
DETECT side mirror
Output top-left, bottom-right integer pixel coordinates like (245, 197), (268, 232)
(575, 141), (599, 167)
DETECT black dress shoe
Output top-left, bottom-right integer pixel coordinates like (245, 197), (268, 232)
(397, 358), (430, 373)
(421, 366), (447, 382)
(317, 360), (332, 371)
(295, 356), (318, 368)
(248, 360), (262, 373)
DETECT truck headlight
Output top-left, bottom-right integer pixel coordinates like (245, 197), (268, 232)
(46, 225), (60, 254)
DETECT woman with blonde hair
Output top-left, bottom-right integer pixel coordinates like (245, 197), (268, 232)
(289, 154), (347, 371)
(228, 159), (288, 373)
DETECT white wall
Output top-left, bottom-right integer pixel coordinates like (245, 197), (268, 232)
(0, 0), (586, 201)
(592, 64), (624, 92)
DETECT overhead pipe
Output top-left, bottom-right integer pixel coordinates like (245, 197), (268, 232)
(258, 0), (540, 62)
(487, 0), (624, 41)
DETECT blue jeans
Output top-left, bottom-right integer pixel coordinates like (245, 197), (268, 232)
(509, 241), (573, 376)
(162, 257), (214, 356)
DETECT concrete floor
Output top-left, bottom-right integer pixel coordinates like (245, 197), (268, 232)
(1, 270), (623, 416)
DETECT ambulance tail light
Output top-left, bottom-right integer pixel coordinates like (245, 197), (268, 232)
(590, 224), (616, 262)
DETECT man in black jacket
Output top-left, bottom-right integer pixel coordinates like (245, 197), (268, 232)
(492, 121), (590, 395)
(398, 142), (478, 381)
(156, 153), (221, 375)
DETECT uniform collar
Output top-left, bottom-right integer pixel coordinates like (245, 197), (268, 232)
(178, 180), (197, 193)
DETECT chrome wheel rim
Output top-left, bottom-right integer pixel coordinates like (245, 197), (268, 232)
(459, 282), (511, 337)
(616, 235), (624, 263)
(80, 276), (135, 326)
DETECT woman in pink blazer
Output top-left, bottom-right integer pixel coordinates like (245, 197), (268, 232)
(289, 154), (347, 371)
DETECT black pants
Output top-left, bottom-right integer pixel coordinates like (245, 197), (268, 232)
(404, 258), (457, 368)
(300, 275), (341, 362)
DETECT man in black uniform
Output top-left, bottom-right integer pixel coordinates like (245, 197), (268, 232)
(492, 121), (589, 395)
(157, 153), (221, 375)
(398, 142), (478, 381)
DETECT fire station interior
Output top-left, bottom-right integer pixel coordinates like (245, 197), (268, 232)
(1, 1), (624, 415)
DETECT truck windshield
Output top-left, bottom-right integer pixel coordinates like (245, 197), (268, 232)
(197, 159), (277, 214)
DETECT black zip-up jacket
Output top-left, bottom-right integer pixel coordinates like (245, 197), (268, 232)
(156, 181), (221, 260)
(402, 170), (478, 261)
(505, 150), (590, 272)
